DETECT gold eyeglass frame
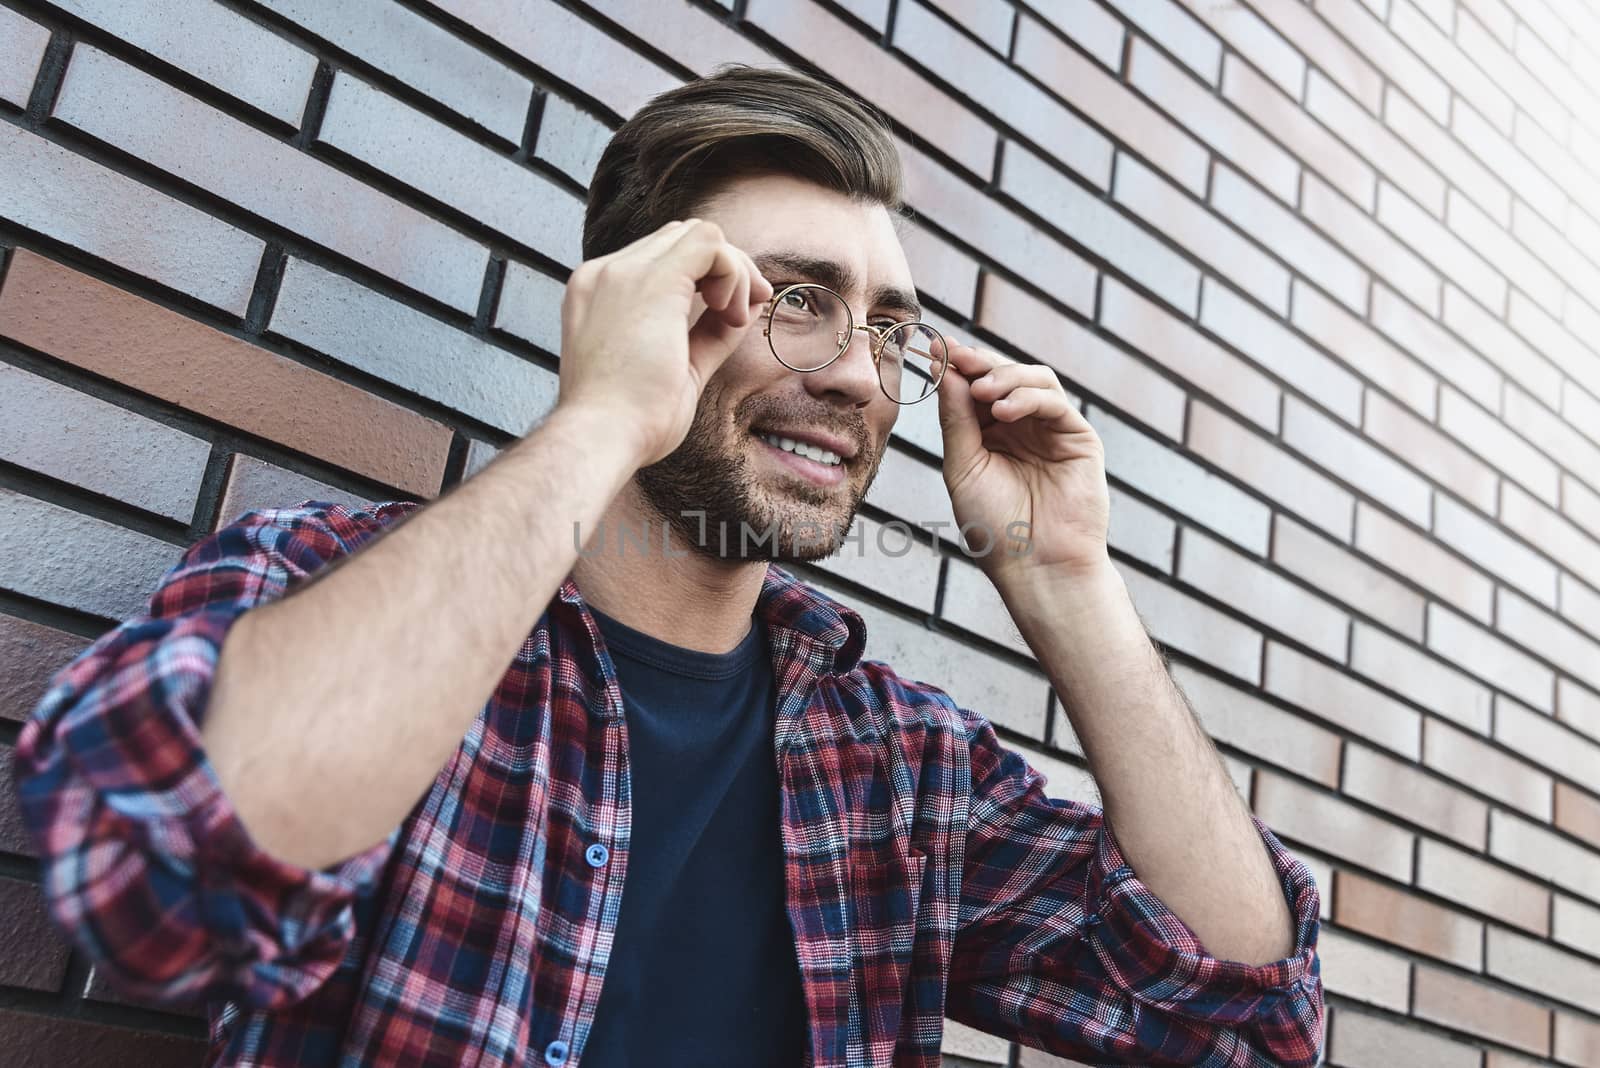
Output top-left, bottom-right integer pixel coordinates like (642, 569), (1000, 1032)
(761, 282), (948, 405)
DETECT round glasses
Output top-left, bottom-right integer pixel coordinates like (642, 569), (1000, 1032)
(761, 283), (949, 405)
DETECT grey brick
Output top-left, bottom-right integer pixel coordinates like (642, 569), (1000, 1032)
(270, 257), (559, 437)
(0, 124), (263, 315)
(318, 73), (583, 267)
(0, 365), (209, 523)
(52, 0), (316, 126)
(52, 45), (487, 313)
(0, 6), (50, 108)
(809, 514), (942, 615)
(535, 93), (612, 187)
(252, 0), (534, 142)
(494, 260), (565, 355)
(0, 488), (180, 621)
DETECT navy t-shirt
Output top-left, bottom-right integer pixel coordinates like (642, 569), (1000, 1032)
(578, 605), (808, 1067)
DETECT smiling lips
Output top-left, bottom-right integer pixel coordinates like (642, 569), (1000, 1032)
(751, 428), (854, 485)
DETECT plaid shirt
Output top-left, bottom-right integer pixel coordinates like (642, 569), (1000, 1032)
(15, 499), (1324, 1067)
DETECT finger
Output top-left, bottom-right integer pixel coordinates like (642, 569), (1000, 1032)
(968, 361), (1061, 400)
(945, 341), (1014, 379)
(657, 220), (745, 313)
(936, 343), (986, 476)
(987, 385), (1075, 424)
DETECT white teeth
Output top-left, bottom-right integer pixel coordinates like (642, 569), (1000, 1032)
(758, 432), (842, 466)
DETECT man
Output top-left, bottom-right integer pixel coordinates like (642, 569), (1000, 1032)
(16, 63), (1322, 1067)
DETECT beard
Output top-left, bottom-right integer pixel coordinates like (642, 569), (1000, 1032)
(633, 380), (883, 561)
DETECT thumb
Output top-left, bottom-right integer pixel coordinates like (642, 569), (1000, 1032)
(938, 344), (985, 474)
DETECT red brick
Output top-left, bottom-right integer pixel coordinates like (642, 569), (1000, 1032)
(1265, 641), (1422, 759)
(1013, 18), (1206, 194)
(1248, 0), (1383, 112)
(1129, 41), (1299, 204)
(1189, 403), (1352, 542)
(1412, 965), (1550, 1055)
(977, 274), (1184, 440)
(0, 615), (89, 725)
(1428, 602), (1555, 712)
(1422, 718), (1554, 823)
(0, 1007), (204, 1068)
(893, 3), (1108, 185)
(1351, 621), (1493, 735)
(1202, 279), (1363, 425)
(1254, 773), (1413, 881)
(1290, 281), (1438, 422)
(53, 44), (489, 314)
(1329, 1004), (1482, 1068)
(215, 454), (371, 530)
(1417, 836), (1551, 935)
(1333, 870), (1483, 969)
(1343, 744), (1488, 849)
(1170, 662), (1342, 787)
(1273, 511), (1427, 639)
(0, 250), (451, 498)
(1557, 782), (1600, 850)
(0, 745), (37, 856)
(0, 878), (70, 991)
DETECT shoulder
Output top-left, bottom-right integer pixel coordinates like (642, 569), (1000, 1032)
(213, 497), (421, 556)
(832, 655), (979, 740)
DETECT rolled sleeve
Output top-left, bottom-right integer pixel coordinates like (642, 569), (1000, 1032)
(1084, 812), (1323, 1042)
(947, 701), (1325, 1067)
(14, 500), (403, 1011)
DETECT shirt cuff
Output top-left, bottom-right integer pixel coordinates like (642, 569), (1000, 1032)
(1080, 812), (1323, 1029)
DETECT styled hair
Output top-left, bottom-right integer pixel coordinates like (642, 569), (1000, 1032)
(582, 62), (906, 261)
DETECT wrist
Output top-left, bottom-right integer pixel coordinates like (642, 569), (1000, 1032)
(537, 401), (652, 472)
(997, 554), (1127, 633)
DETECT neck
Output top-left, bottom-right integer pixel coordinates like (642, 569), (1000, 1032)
(570, 482), (768, 654)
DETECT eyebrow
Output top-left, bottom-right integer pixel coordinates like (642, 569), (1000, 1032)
(751, 251), (923, 321)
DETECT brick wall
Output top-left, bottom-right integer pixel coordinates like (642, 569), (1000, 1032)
(1, 0), (1598, 1064)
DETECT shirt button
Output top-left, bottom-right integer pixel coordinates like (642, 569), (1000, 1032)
(544, 1039), (569, 1066)
(585, 843), (609, 868)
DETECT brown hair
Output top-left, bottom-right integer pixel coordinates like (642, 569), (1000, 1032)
(582, 62), (906, 261)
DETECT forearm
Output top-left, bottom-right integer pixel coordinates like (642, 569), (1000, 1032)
(204, 403), (638, 869)
(1003, 560), (1294, 965)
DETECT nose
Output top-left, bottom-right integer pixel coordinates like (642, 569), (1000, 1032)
(803, 323), (881, 409)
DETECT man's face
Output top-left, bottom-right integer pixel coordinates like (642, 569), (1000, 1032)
(634, 172), (917, 561)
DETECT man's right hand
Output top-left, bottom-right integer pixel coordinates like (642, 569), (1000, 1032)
(555, 219), (775, 468)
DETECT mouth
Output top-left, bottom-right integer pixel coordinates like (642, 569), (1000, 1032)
(750, 427), (853, 486)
